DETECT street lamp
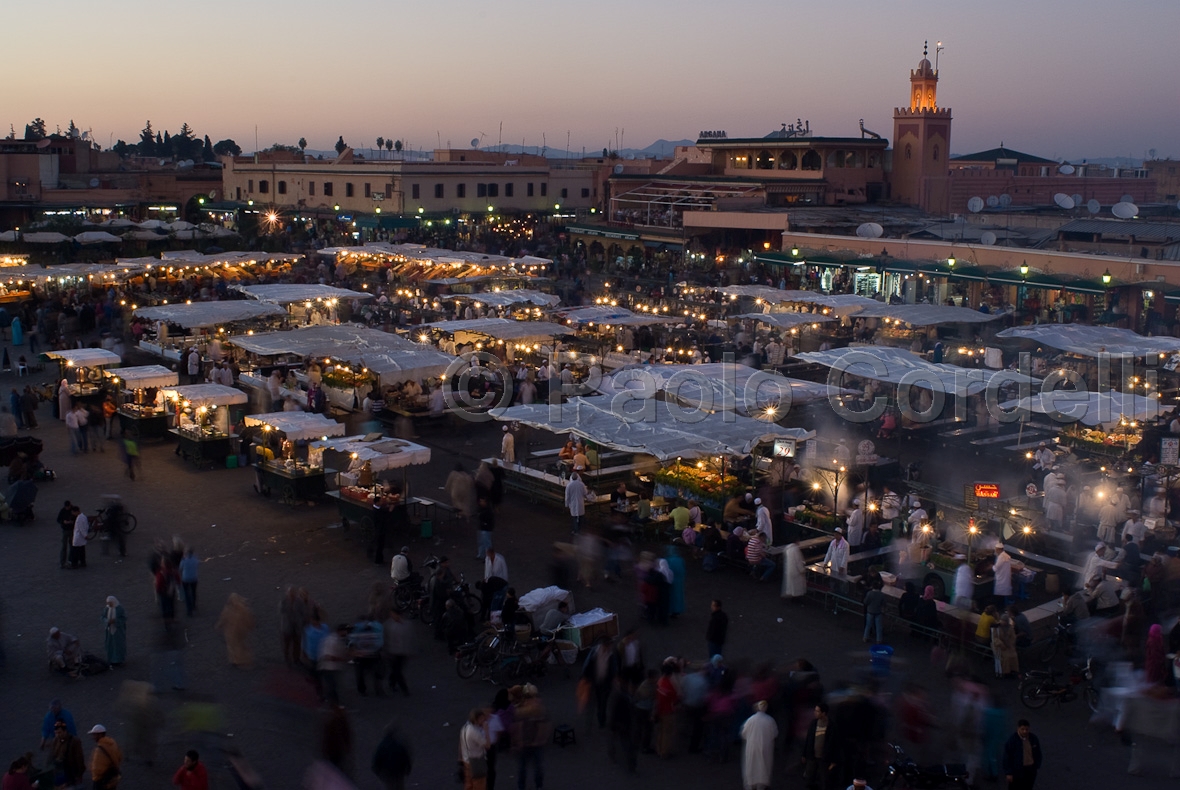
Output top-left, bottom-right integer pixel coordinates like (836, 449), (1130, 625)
(1019, 262), (1029, 277)
(791, 247), (800, 257)
(1102, 269), (1112, 286)
(947, 255), (956, 268)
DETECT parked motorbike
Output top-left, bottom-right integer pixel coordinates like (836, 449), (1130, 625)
(881, 743), (969, 789)
(1020, 657), (1099, 712)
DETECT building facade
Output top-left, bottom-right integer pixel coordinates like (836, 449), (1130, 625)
(219, 149), (596, 217)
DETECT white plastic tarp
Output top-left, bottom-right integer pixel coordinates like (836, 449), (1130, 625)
(491, 396), (813, 461)
(236, 284), (373, 304)
(243, 412), (347, 441)
(73, 231), (123, 244)
(718, 286), (879, 312)
(21, 232), (70, 244)
(596, 363), (854, 415)
(422, 318), (570, 341)
(736, 312), (836, 329)
(45, 348), (122, 367)
(107, 365), (178, 389)
(160, 383), (249, 407)
(996, 325), (1180, 357)
(229, 324), (454, 386)
(454, 290), (561, 308)
(308, 435), (431, 472)
(999, 391), (1174, 427)
(134, 301), (287, 328)
(554, 306), (677, 326)
(796, 346), (1039, 397)
(852, 304), (1004, 325)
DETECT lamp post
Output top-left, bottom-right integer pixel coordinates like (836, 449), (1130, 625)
(1018, 261), (1029, 321)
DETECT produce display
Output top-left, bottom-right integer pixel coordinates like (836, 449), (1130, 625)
(654, 465), (744, 501)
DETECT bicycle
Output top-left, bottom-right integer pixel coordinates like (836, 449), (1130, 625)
(86, 506), (138, 541)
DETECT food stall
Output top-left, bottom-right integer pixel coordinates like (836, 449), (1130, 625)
(133, 301), (288, 361)
(491, 396), (813, 523)
(310, 435), (432, 534)
(105, 364), (178, 438)
(1001, 391), (1175, 459)
(160, 383), (249, 469)
(243, 412), (347, 502)
(230, 324), (455, 412)
(234, 283), (374, 325)
(45, 348), (122, 402)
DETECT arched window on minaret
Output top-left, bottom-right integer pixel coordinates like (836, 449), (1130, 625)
(933, 145), (940, 162)
(905, 144), (912, 161)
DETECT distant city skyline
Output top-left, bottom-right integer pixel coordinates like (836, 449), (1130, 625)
(5, 0), (1178, 161)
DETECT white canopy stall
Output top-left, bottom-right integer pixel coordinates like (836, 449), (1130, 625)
(851, 304), (1006, 326)
(1000, 391), (1174, 428)
(996, 325), (1180, 358)
(107, 365), (178, 389)
(159, 383), (249, 459)
(795, 346), (1040, 398)
(736, 312), (836, 330)
(46, 348), (122, 397)
(309, 434), (432, 490)
(235, 284), (373, 304)
(595, 362), (854, 418)
(243, 411), (347, 441)
(105, 365), (180, 438)
(554, 306), (679, 327)
(134, 301), (288, 329)
(453, 290), (561, 309)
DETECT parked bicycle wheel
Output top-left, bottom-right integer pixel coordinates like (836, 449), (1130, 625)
(1019, 683), (1048, 709)
(119, 513), (137, 534)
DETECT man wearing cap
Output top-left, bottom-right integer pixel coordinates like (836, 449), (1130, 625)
(845, 507), (865, 549)
(500, 425), (515, 465)
(87, 724), (122, 790)
(992, 543), (1019, 607)
(1032, 442), (1054, 471)
(824, 529), (849, 576)
(740, 700), (778, 790)
(754, 497), (773, 538)
(565, 471), (589, 535)
(1121, 510), (1146, 545)
(1080, 543), (1114, 592)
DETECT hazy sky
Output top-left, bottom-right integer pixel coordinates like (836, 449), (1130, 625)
(4, 0), (1178, 160)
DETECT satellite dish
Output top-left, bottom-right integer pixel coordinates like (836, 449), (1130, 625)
(1121, 194), (1134, 203)
(1058, 164), (1075, 175)
(613, 164), (624, 175)
(1112, 202), (1138, 219)
(981, 231), (997, 246)
(967, 196), (985, 213)
(1086, 199), (1100, 214)
(1053, 193), (1075, 209)
(470, 138), (480, 149)
(1071, 193), (1083, 206)
(855, 222), (884, 239)
(1176, 200), (1180, 211)
(88, 178), (99, 188)
(999, 194), (1013, 208)
(986, 196), (1000, 208)
(209, 189), (218, 199)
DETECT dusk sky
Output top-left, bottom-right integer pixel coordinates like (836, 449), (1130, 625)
(6, 0), (1178, 160)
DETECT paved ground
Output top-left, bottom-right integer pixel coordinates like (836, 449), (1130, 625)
(0, 360), (1169, 789)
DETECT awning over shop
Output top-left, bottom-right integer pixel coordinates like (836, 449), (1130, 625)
(490, 396), (814, 461)
(735, 312), (836, 329)
(230, 324), (454, 385)
(715, 286), (879, 315)
(45, 348), (122, 367)
(996, 325), (1180, 357)
(420, 318), (570, 341)
(1000, 391), (1174, 427)
(235, 284), (373, 304)
(354, 215), (419, 231)
(308, 435), (431, 472)
(851, 304), (1006, 326)
(795, 346), (1039, 397)
(595, 362), (854, 417)
(160, 383), (249, 407)
(106, 365), (178, 390)
(243, 411), (347, 441)
(0, 263), (148, 283)
(134, 301), (287, 329)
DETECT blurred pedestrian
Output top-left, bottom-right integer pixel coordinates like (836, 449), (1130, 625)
(801, 703), (834, 790)
(102, 596), (126, 666)
(115, 680), (161, 767)
(56, 500), (74, 570)
(179, 549), (199, 617)
(381, 611), (413, 697)
(665, 546), (686, 617)
(3, 755), (35, 790)
(512, 684), (549, 790)
(706, 600), (728, 658)
(86, 725), (122, 790)
(39, 699), (76, 749)
(47, 718), (85, 788)
(215, 594), (256, 668)
(70, 507), (88, 569)
(171, 749), (208, 790)
(459, 709), (489, 790)
(370, 723), (412, 790)
(740, 700), (777, 790)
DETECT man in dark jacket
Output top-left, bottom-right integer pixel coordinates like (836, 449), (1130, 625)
(1002, 719), (1042, 790)
(801, 703), (834, 790)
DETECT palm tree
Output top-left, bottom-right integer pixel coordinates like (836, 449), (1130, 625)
(376, 137), (384, 159)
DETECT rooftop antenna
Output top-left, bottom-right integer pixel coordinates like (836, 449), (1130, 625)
(498, 121), (502, 152)
(935, 40), (944, 72)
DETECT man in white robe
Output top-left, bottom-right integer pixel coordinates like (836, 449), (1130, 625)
(781, 540), (807, 600)
(740, 700), (778, 790)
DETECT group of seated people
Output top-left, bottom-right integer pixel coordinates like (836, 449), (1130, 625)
(558, 438), (597, 472)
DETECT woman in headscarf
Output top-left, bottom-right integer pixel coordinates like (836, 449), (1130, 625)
(215, 593), (256, 668)
(102, 596), (127, 666)
(665, 546), (687, 618)
(914, 585), (940, 630)
(1145, 624), (1167, 685)
(57, 379), (71, 422)
(990, 613), (1019, 678)
(10, 315), (22, 347)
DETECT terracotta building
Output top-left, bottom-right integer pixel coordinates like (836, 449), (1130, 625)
(890, 44), (952, 212)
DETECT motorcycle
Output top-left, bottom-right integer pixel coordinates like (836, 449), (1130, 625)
(418, 557), (482, 626)
(881, 743), (969, 789)
(1020, 657), (1099, 712)
(1037, 613), (1076, 663)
